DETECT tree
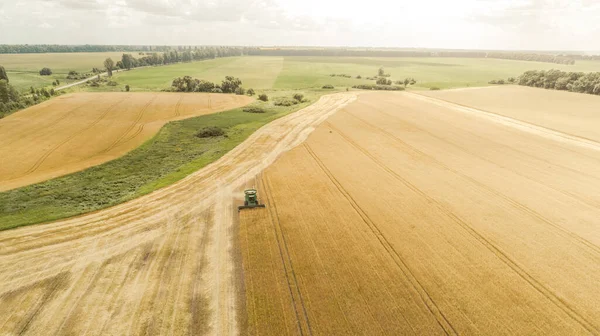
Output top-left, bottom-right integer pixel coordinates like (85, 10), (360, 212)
(0, 80), (9, 103)
(30, 86), (35, 94)
(0, 66), (8, 82)
(258, 94), (268, 102)
(121, 54), (134, 70)
(104, 58), (115, 77)
(247, 88), (255, 96)
(39, 67), (52, 76)
(378, 67), (385, 76)
(125, 84), (130, 92)
(50, 88), (55, 95)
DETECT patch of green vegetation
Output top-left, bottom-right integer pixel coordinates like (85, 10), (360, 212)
(0, 91), (322, 230)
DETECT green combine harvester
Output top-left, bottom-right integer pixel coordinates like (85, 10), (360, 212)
(238, 188), (266, 210)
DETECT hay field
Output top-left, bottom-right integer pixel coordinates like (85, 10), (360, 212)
(0, 92), (252, 191)
(240, 91), (600, 335)
(0, 94), (355, 336)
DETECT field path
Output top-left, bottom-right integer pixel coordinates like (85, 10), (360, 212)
(0, 92), (252, 191)
(0, 93), (356, 335)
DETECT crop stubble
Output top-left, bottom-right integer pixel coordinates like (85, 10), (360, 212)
(240, 90), (600, 335)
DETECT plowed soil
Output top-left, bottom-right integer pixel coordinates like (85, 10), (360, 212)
(0, 92), (252, 191)
(240, 90), (600, 335)
(0, 93), (356, 336)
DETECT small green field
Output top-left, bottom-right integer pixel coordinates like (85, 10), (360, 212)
(0, 52), (131, 91)
(0, 90), (322, 230)
(85, 56), (600, 92)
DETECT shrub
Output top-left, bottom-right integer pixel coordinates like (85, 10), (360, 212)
(293, 93), (304, 101)
(50, 88), (55, 95)
(376, 77), (392, 85)
(430, 87), (441, 90)
(356, 75), (362, 79)
(235, 87), (245, 95)
(258, 94), (268, 102)
(352, 84), (405, 91)
(107, 81), (118, 86)
(39, 67), (52, 76)
(322, 85), (334, 89)
(196, 126), (225, 138)
(274, 98), (298, 106)
(489, 80), (498, 84)
(211, 87), (223, 93)
(125, 84), (130, 92)
(243, 106), (266, 113)
(247, 88), (255, 96)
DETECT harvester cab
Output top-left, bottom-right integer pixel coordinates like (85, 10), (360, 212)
(238, 188), (266, 210)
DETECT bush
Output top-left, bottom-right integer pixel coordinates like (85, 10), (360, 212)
(258, 94), (268, 102)
(430, 87), (441, 90)
(125, 84), (130, 92)
(196, 126), (225, 138)
(107, 81), (118, 86)
(39, 67), (52, 76)
(293, 93), (304, 101)
(243, 106), (265, 113)
(274, 98), (298, 106)
(211, 87), (223, 93)
(235, 87), (245, 95)
(352, 84), (404, 91)
(247, 88), (255, 96)
(356, 75), (362, 79)
(322, 85), (334, 89)
(376, 77), (392, 85)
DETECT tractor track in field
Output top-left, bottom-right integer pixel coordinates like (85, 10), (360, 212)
(19, 97), (129, 177)
(303, 143), (457, 336)
(324, 117), (600, 335)
(262, 175), (313, 336)
(100, 95), (158, 154)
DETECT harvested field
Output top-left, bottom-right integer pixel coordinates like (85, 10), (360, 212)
(240, 91), (600, 335)
(0, 92), (252, 191)
(0, 94), (356, 335)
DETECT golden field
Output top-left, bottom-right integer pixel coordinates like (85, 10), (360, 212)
(240, 90), (600, 335)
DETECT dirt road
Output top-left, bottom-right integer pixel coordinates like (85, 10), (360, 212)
(240, 90), (600, 335)
(0, 93), (356, 335)
(0, 92), (252, 191)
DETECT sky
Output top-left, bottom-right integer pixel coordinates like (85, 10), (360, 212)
(0, 0), (599, 51)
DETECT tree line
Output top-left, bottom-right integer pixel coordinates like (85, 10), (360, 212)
(0, 66), (56, 117)
(0, 45), (260, 54)
(487, 52), (575, 65)
(109, 47), (252, 70)
(517, 69), (600, 95)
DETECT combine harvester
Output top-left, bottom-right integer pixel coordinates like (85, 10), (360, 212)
(238, 188), (266, 210)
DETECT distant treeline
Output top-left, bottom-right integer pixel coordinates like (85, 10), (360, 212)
(252, 49), (577, 65)
(518, 69), (600, 95)
(487, 52), (575, 65)
(0, 44), (260, 55)
(111, 47), (256, 69)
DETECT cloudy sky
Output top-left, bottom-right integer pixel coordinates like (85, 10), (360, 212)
(0, 0), (598, 51)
